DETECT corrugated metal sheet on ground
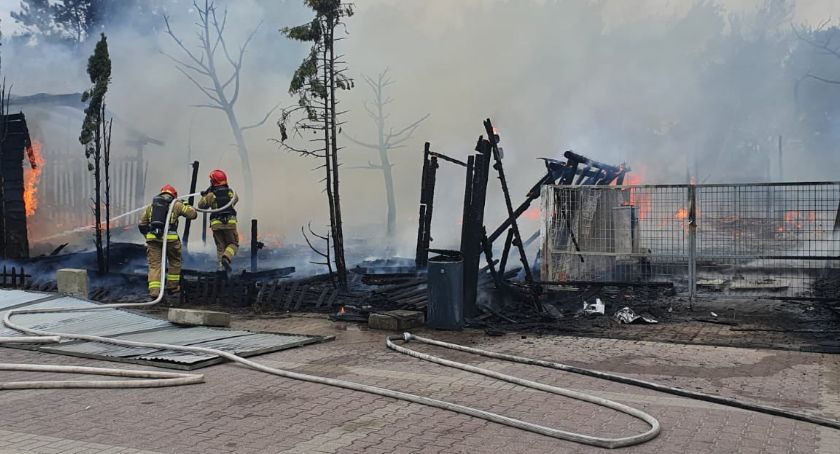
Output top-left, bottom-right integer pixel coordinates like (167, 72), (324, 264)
(0, 289), (52, 310)
(135, 333), (314, 363)
(44, 325), (252, 357)
(0, 297), (170, 338)
(0, 289), (332, 370)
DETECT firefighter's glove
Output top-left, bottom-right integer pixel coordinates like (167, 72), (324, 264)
(138, 224), (150, 235)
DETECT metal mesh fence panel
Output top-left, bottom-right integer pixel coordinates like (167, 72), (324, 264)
(695, 183), (840, 298)
(541, 182), (840, 299)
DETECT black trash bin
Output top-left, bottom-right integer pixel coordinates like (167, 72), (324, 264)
(426, 253), (463, 330)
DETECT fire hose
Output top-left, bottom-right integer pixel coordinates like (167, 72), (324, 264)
(6, 193), (838, 446)
(0, 191), (662, 449)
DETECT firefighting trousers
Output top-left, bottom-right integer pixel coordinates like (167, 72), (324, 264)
(212, 228), (239, 263)
(146, 239), (182, 296)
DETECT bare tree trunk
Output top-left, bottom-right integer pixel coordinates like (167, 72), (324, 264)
(373, 83), (397, 238)
(103, 109), (112, 274)
(322, 41), (337, 285)
(92, 116), (104, 274)
(380, 147), (397, 238)
(328, 21), (347, 288)
(222, 106), (254, 216)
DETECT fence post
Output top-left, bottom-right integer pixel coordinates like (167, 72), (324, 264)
(182, 160), (200, 251)
(251, 219), (258, 273)
(688, 184), (697, 307)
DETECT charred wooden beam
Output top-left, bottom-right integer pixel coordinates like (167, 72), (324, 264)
(182, 160), (200, 250)
(0, 113), (32, 259)
(415, 142), (439, 269)
(483, 119), (533, 282)
(251, 219), (259, 272)
(461, 139), (492, 318)
(429, 151), (467, 167)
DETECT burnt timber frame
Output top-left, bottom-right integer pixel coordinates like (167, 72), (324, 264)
(182, 160), (200, 250)
(461, 139), (493, 317)
(416, 118), (630, 318)
(0, 113), (32, 259)
(415, 142), (437, 268)
(414, 142), (467, 269)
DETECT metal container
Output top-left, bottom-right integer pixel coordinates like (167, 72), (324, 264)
(426, 253), (464, 330)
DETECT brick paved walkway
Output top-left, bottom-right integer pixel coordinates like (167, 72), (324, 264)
(1, 315), (838, 453)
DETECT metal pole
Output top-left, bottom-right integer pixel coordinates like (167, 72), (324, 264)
(688, 184), (697, 307)
(182, 161), (200, 251)
(251, 219), (258, 272)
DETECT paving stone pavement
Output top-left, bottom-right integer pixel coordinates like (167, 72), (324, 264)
(1, 315), (838, 454)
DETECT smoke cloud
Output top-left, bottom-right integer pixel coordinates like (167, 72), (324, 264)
(2, 0), (839, 257)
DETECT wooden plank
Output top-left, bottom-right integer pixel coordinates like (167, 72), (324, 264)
(283, 282), (300, 310)
(293, 285), (306, 311)
(268, 281), (283, 309)
(326, 290), (339, 308)
(314, 287), (329, 309)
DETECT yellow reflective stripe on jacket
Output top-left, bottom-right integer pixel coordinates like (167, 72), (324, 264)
(146, 233), (180, 240)
(210, 218), (237, 226)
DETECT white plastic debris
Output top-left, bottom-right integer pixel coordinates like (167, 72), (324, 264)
(613, 307), (658, 324)
(583, 298), (605, 315)
(710, 312), (718, 318)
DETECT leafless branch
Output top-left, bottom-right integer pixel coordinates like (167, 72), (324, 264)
(241, 102), (283, 131)
(385, 113), (430, 145)
(804, 73), (840, 84)
(343, 133), (379, 149)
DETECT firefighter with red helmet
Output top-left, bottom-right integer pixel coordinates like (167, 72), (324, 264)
(138, 185), (197, 297)
(198, 169), (239, 273)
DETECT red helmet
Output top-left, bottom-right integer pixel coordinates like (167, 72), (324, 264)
(160, 184), (178, 198)
(209, 169), (227, 186)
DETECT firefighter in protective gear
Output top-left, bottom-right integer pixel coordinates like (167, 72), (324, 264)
(198, 169), (239, 272)
(138, 185), (197, 297)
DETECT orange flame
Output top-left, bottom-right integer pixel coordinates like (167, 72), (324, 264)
(622, 172), (650, 220)
(23, 140), (45, 217)
(675, 208), (688, 220)
(338, 306), (346, 315)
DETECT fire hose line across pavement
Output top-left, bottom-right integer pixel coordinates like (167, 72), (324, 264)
(4, 193), (838, 447)
(0, 191), (660, 449)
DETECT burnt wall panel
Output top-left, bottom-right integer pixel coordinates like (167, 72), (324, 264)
(0, 113), (31, 259)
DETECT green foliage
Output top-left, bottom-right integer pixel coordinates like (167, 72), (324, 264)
(79, 33), (111, 148)
(288, 47), (320, 94)
(282, 19), (321, 43)
(10, 0), (58, 41)
(10, 0), (155, 45)
(279, 0), (354, 142)
(52, 0), (99, 42)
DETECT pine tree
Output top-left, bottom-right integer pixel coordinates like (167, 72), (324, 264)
(279, 0), (354, 288)
(79, 33), (111, 273)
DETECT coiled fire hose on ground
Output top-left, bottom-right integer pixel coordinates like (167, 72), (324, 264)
(0, 191), (662, 449)
(390, 334), (840, 431)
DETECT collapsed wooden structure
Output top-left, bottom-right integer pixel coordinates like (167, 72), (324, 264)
(0, 113), (33, 259)
(415, 118), (629, 317)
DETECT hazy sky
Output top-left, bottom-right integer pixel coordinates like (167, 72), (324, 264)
(2, 0), (840, 34)
(4, 0), (840, 253)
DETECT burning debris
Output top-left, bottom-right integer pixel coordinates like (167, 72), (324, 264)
(23, 139), (44, 218)
(0, 112), (34, 259)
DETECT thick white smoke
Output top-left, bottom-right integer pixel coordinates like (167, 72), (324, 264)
(1, 0), (839, 257)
